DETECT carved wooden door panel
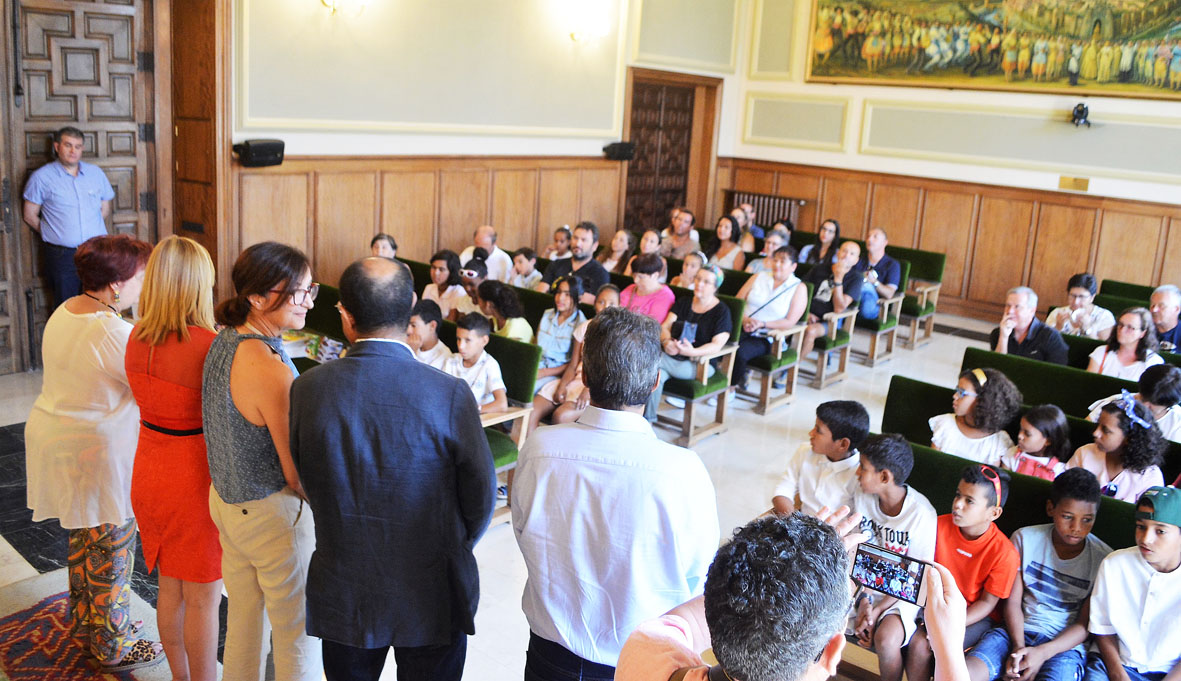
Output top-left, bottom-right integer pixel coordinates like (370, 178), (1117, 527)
(6, 0), (154, 371)
(624, 81), (694, 234)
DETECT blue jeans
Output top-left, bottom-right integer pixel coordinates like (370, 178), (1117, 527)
(1083, 654), (1165, 681)
(43, 242), (81, 308)
(968, 629), (1083, 681)
(524, 632), (614, 681)
(859, 283), (880, 319)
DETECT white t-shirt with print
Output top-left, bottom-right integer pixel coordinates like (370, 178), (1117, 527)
(443, 351), (506, 405)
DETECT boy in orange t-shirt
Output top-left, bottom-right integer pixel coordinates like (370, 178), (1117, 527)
(906, 464), (1020, 681)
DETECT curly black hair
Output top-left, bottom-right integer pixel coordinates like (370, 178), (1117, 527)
(961, 368), (1022, 433)
(704, 514), (849, 681)
(1050, 467), (1101, 507)
(476, 280), (523, 319)
(1100, 400), (1166, 474)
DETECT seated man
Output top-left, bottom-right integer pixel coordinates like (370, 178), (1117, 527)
(535, 221), (608, 305)
(459, 224), (512, 282)
(857, 228), (902, 321)
(658, 208), (700, 260)
(740, 202), (765, 240)
(659, 207), (700, 243)
(989, 287), (1068, 365)
(1150, 284), (1181, 353)
(800, 240), (863, 364)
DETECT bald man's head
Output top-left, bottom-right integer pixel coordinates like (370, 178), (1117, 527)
(474, 225), (497, 251)
(339, 256), (414, 335)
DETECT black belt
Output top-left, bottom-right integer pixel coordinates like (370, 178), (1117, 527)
(141, 420), (203, 437)
(44, 243), (77, 251)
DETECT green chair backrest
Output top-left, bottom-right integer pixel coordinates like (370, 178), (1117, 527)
(1060, 333), (1106, 370)
(882, 375), (948, 445)
(717, 268), (751, 297)
(398, 257), (432, 296)
(885, 245), (945, 284)
(718, 294), (746, 341)
(961, 347), (1136, 417)
(790, 230), (819, 251)
(305, 283), (346, 342)
(536, 257), (553, 277)
(437, 320), (541, 404)
(513, 285), (555, 331)
(1099, 279), (1154, 302)
(609, 271), (633, 291)
(1094, 293), (1144, 317)
(1163, 351), (1181, 369)
(579, 302), (596, 319)
(666, 258), (684, 281)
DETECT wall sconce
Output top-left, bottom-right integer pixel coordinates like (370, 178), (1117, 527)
(321, 0), (368, 16)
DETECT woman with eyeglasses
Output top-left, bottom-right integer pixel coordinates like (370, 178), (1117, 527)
(202, 241), (321, 681)
(1045, 273), (1114, 340)
(645, 265), (733, 422)
(1086, 307), (1163, 382)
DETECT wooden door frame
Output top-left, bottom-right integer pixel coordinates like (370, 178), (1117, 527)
(619, 67), (723, 232)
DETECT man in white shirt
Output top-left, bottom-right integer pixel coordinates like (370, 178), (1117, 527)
(512, 307), (720, 681)
(459, 224), (512, 282)
(1085, 486), (1181, 681)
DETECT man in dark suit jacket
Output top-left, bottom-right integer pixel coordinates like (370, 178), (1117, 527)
(290, 256), (496, 681)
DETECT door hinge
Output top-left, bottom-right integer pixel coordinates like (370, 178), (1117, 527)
(140, 191), (157, 213)
(138, 123), (155, 143)
(137, 51), (154, 73)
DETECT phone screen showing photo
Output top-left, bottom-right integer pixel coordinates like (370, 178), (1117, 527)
(851, 543), (927, 606)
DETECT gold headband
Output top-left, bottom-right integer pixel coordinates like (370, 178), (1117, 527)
(972, 368), (988, 386)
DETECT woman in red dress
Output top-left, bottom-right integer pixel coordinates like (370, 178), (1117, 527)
(126, 236), (221, 681)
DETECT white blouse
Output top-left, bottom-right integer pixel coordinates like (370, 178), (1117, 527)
(422, 283), (466, 317)
(928, 413), (1012, 467)
(1088, 345), (1164, 382)
(1046, 305), (1115, 339)
(1066, 443), (1164, 504)
(746, 273), (802, 323)
(25, 307), (139, 529)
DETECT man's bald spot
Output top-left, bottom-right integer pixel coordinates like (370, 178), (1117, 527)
(359, 254), (404, 283)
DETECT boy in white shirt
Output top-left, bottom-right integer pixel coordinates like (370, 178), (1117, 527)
(771, 400), (869, 516)
(510, 247), (543, 290)
(407, 300), (451, 370)
(1085, 486), (1181, 681)
(850, 433), (938, 681)
(1086, 365), (1181, 442)
(443, 313), (507, 414)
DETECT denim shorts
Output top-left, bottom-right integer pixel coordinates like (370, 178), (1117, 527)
(967, 628), (1083, 681)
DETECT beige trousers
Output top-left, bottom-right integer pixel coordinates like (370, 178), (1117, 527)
(209, 486), (320, 681)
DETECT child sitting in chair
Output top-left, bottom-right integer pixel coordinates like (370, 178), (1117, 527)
(770, 400), (869, 517)
(443, 312), (506, 414)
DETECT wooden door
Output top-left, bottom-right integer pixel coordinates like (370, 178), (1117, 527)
(4, 0), (156, 371)
(623, 81), (695, 234)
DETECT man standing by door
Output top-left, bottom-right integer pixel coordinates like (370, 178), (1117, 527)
(22, 126), (114, 307)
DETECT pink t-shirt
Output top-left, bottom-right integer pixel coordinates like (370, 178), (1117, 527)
(615, 615), (709, 681)
(620, 284), (676, 322)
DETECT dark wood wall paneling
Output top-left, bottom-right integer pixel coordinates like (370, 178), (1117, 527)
(232, 158), (624, 291)
(718, 159), (1181, 320)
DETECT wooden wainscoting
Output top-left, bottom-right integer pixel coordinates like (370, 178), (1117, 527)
(230, 156), (624, 292)
(717, 158), (1181, 320)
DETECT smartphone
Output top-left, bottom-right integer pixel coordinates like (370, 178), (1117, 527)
(850, 543), (929, 607)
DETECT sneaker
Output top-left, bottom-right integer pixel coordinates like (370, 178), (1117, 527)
(772, 376), (786, 390)
(665, 396), (686, 409)
(496, 485), (508, 501)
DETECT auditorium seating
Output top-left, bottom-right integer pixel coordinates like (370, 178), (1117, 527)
(734, 282), (814, 416)
(855, 259), (909, 367)
(886, 245), (944, 350)
(1100, 279), (1154, 302)
(961, 347), (1135, 416)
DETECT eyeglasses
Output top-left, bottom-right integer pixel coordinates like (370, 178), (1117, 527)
(1115, 322), (1142, 332)
(953, 387), (977, 399)
(272, 283), (319, 305)
(980, 465), (1003, 505)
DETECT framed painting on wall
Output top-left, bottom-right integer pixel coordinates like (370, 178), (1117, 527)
(805, 0), (1181, 100)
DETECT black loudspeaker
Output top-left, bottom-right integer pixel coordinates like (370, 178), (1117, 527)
(232, 139), (285, 167)
(603, 142), (635, 161)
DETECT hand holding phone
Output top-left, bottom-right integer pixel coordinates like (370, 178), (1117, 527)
(850, 543), (929, 607)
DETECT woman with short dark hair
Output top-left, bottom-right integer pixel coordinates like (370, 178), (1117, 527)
(1046, 272), (1115, 340)
(202, 241), (321, 681)
(25, 234), (161, 672)
(370, 233), (397, 258)
(620, 253), (675, 322)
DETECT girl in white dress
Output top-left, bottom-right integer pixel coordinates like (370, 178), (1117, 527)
(1086, 307), (1164, 382)
(929, 368), (1022, 466)
(421, 249), (466, 317)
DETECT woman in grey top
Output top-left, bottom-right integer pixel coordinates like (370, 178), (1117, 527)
(202, 241), (321, 681)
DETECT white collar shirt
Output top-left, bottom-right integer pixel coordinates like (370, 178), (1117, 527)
(772, 443), (860, 516)
(1089, 546), (1181, 673)
(511, 406), (720, 666)
(460, 245), (513, 282)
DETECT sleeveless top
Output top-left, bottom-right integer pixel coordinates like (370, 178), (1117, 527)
(202, 327), (298, 504)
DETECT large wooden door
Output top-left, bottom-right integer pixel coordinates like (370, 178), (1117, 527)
(623, 81), (695, 233)
(3, 0), (156, 371)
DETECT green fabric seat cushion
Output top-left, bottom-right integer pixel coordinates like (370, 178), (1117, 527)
(748, 348), (799, 373)
(858, 314), (898, 333)
(814, 330), (851, 351)
(665, 370), (729, 400)
(901, 297), (935, 318)
(485, 427), (518, 471)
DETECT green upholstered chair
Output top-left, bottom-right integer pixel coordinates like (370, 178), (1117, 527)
(1099, 279), (1154, 302)
(855, 259), (910, 367)
(1093, 293), (1144, 318)
(881, 374), (949, 446)
(1163, 351), (1181, 369)
(1059, 333), (1106, 369)
(735, 282), (813, 415)
(658, 294), (745, 447)
(608, 271), (633, 291)
(535, 257), (553, 278)
(398, 257), (432, 296)
(809, 299), (859, 390)
(961, 347), (1136, 416)
(716, 268), (750, 297)
(512, 285), (556, 332)
(885, 245), (945, 350)
(666, 258), (684, 282)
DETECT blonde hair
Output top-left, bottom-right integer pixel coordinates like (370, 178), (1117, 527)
(133, 236), (216, 346)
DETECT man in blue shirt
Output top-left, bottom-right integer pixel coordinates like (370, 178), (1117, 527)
(22, 126), (115, 307)
(858, 228), (902, 320)
(1150, 285), (1181, 353)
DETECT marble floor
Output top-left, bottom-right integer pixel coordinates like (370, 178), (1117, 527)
(0, 314), (993, 681)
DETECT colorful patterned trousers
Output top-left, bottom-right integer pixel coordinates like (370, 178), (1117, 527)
(67, 518), (138, 664)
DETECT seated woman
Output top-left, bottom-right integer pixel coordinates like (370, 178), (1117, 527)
(731, 245), (810, 389)
(530, 284), (620, 431)
(451, 253), (488, 321)
(798, 218), (840, 264)
(620, 254), (675, 322)
(1086, 307), (1164, 381)
(597, 229), (636, 274)
(706, 215), (746, 272)
(369, 233), (397, 259)
(670, 250), (705, 290)
(1045, 272), (1115, 340)
(645, 265), (733, 421)
(624, 229), (668, 282)
(533, 276), (588, 395)
(745, 229), (790, 274)
(422, 249), (466, 318)
(478, 280), (532, 342)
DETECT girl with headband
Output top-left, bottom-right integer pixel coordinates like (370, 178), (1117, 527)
(930, 368), (1023, 466)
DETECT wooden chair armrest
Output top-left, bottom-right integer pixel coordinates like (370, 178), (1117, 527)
(877, 293), (905, 319)
(910, 281), (942, 308)
(822, 308), (860, 339)
(767, 324), (808, 358)
(480, 403), (533, 428)
(694, 343), (738, 382)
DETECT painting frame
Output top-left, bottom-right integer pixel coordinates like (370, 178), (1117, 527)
(804, 0), (1181, 101)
